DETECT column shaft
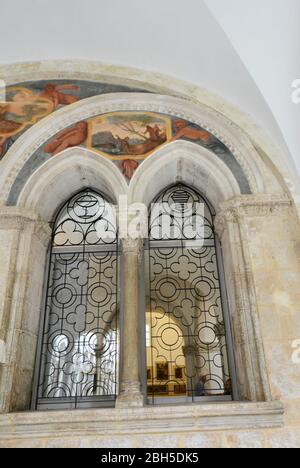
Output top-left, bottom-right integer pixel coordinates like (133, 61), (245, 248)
(116, 238), (144, 408)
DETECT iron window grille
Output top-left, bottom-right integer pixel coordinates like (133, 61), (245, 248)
(145, 184), (236, 405)
(33, 189), (119, 410)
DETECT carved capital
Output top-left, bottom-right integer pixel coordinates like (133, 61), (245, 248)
(215, 194), (293, 237)
(0, 206), (39, 230)
(221, 194), (292, 217)
(121, 237), (144, 256)
(214, 208), (239, 238)
(0, 206), (51, 246)
(34, 221), (52, 247)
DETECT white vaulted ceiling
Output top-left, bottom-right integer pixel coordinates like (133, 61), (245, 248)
(0, 0), (298, 176)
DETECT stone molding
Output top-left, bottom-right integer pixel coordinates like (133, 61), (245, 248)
(129, 141), (242, 209)
(0, 401), (284, 441)
(0, 207), (51, 246)
(14, 143), (243, 221)
(214, 194), (293, 238)
(0, 207), (38, 228)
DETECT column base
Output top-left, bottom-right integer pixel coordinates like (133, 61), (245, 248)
(115, 381), (144, 408)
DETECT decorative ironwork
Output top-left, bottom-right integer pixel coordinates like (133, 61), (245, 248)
(146, 184), (232, 402)
(35, 190), (119, 410)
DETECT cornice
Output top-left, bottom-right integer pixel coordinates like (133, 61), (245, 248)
(0, 401), (284, 440)
(0, 206), (38, 229)
(214, 194), (293, 237)
(0, 206), (51, 245)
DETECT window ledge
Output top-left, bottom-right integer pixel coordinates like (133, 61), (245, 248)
(0, 401), (284, 441)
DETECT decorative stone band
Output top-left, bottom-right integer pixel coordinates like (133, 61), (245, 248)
(0, 207), (51, 246)
(0, 401), (284, 442)
(214, 194), (293, 238)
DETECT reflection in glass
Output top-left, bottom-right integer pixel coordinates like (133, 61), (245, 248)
(145, 185), (232, 402)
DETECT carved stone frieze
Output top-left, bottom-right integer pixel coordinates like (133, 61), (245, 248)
(214, 194), (292, 237)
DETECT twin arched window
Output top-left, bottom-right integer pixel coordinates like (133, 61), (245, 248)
(33, 185), (235, 410)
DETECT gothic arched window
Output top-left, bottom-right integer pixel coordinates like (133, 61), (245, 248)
(145, 184), (236, 404)
(33, 190), (119, 410)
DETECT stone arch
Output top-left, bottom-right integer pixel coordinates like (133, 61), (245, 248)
(129, 140), (242, 210)
(17, 147), (128, 222)
(0, 92), (288, 209)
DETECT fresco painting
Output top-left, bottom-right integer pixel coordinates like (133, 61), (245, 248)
(0, 86), (54, 157)
(44, 122), (88, 156)
(39, 83), (79, 108)
(172, 120), (212, 143)
(40, 112), (230, 181)
(0, 80), (250, 195)
(0, 79), (149, 160)
(0, 83), (80, 158)
(88, 112), (171, 159)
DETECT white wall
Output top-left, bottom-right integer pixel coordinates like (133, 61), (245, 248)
(0, 0), (297, 174)
(207, 0), (300, 173)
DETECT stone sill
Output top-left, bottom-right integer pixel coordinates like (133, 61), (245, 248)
(0, 401), (284, 440)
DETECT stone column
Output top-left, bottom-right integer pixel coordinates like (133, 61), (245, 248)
(116, 237), (144, 408)
(0, 207), (51, 412)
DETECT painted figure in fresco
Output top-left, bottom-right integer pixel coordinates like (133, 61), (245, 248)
(0, 84), (80, 160)
(5, 88), (52, 121)
(0, 89), (54, 159)
(44, 121), (88, 156)
(116, 135), (130, 154)
(173, 120), (212, 143)
(0, 103), (22, 159)
(144, 124), (166, 143)
(40, 83), (79, 109)
(105, 132), (163, 156)
(90, 113), (170, 158)
(0, 103), (22, 134)
(115, 124), (166, 155)
(121, 159), (139, 180)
